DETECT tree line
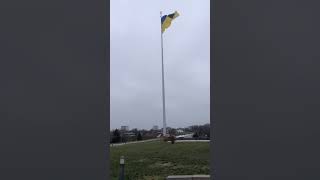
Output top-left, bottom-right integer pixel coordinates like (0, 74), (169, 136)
(110, 123), (210, 144)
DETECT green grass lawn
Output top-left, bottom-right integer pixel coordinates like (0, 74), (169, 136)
(110, 141), (210, 180)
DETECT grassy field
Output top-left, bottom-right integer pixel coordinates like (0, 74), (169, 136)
(110, 141), (210, 180)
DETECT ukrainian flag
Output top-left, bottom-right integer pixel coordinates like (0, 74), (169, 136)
(161, 11), (180, 33)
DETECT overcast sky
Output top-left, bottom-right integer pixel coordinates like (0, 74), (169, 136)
(110, 0), (210, 130)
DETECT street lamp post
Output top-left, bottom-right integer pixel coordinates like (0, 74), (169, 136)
(119, 156), (125, 180)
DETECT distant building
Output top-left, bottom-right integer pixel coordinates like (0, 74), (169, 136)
(176, 129), (184, 134)
(124, 132), (135, 137)
(121, 126), (129, 131)
(152, 125), (159, 130)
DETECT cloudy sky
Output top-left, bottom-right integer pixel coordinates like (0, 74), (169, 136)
(110, 0), (210, 130)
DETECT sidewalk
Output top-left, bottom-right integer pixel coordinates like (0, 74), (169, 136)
(110, 138), (160, 147)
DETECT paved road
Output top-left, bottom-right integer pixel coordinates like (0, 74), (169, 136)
(110, 139), (210, 147)
(174, 140), (210, 143)
(110, 138), (160, 147)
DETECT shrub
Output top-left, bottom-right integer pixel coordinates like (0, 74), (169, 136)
(193, 132), (199, 139)
(169, 135), (176, 144)
(137, 132), (142, 141)
(111, 129), (121, 143)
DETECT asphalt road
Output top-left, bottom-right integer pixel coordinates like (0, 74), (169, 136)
(110, 139), (210, 147)
(110, 138), (160, 147)
(174, 140), (210, 143)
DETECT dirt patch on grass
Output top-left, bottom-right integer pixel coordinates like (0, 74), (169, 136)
(171, 164), (190, 169)
(143, 176), (163, 180)
(149, 161), (173, 168)
(136, 158), (147, 163)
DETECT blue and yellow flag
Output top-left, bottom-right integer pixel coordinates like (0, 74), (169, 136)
(161, 11), (179, 33)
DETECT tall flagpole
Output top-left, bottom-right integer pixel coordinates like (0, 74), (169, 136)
(160, 11), (167, 137)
